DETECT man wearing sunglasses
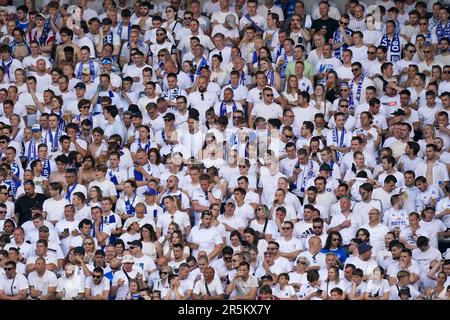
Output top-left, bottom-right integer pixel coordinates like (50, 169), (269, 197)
(84, 266), (110, 300)
(0, 260), (28, 300)
(249, 87), (283, 128)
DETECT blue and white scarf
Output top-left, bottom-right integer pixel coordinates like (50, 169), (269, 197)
(332, 127), (347, 161)
(77, 60), (96, 80)
(349, 76), (364, 111)
(192, 56), (208, 75)
(117, 21), (131, 42)
(333, 28), (352, 59)
(134, 163), (152, 181)
(436, 21), (450, 42)
(65, 182), (78, 201)
(219, 101), (237, 116)
(244, 14), (263, 33)
(380, 33), (401, 62)
(42, 159), (51, 178)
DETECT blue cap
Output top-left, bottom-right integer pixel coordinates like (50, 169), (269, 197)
(101, 57), (112, 64)
(143, 188), (158, 196)
(358, 242), (372, 255)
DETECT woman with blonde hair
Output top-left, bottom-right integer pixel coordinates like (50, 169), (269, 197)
(249, 204), (280, 241)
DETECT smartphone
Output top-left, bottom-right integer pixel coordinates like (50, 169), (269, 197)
(64, 228), (69, 234)
(316, 289), (323, 295)
(258, 157), (266, 166)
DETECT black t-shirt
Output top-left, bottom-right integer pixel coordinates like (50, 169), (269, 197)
(311, 18), (339, 42)
(15, 193), (48, 225)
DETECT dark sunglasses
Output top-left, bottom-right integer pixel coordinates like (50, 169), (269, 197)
(92, 275), (102, 279)
(265, 94), (274, 97)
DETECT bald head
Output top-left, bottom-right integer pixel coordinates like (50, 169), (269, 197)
(110, 258), (122, 269)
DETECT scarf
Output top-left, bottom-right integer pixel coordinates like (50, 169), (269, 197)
(117, 21), (131, 42)
(66, 182), (78, 201)
(349, 76), (364, 111)
(42, 159), (51, 178)
(45, 128), (62, 151)
(333, 28), (352, 59)
(244, 14), (263, 33)
(134, 163), (152, 181)
(266, 70), (275, 87)
(77, 60), (96, 81)
(137, 140), (151, 153)
(124, 194), (137, 215)
(162, 87), (181, 101)
(219, 101), (237, 116)
(436, 21), (450, 42)
(103, 31), (115, 46)
(192, 56), (208, 75)
(332, 127), (347, 161)
(28, 138), (38, 162)
(380, 33), (401, 62)
(1, 57), (13, 79)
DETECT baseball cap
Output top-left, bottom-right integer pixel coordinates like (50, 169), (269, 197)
(225, 199), (236, 207)
(39, 226), (49, 233)
(101, 57), (112, 65)
(31, 124), (41, 132)
(129, 240), (142, 248)
(163, 112), (175, 121)
(81, 68), (91, 75)
(391, 109), (405, 116)
(122, 255), (134, 264)
(143, 188), (158, 196)
(74, 82), (86, 90)
(358, 242), (372, 255)
(35, 13), (45, 20)
(225, 14), (237, 28)
(398, 287), (411, 298)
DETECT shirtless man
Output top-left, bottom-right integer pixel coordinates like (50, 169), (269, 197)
(55, 27), (81, 67)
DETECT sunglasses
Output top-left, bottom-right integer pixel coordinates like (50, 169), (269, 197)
(160, 271), (168, 275)
(423, 51), (431, 53)
(239, 165), (247, 168)
(419, 22), (427, 25)
(367, 51), (375, 54)
(81, 105), (90, 109)
(265, 94), (274, 97)
(0, 211), (6, 214)
(84, 242), (93, 245)
(313, 226), (322, 229)
(282, 227), (291, 230)
(0, 141), (6, 144)
(351, 68), (360, 72)
(408, 50), (416, 53)
(332, 238), (340, 242)
(224, 257), (232, 261)
(285, 135), (293, 139)
(92, 275), (102, 279)
(4, 267), (14, 271)
(340, 21), (349, 25)
(267, 247), (277, 250)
